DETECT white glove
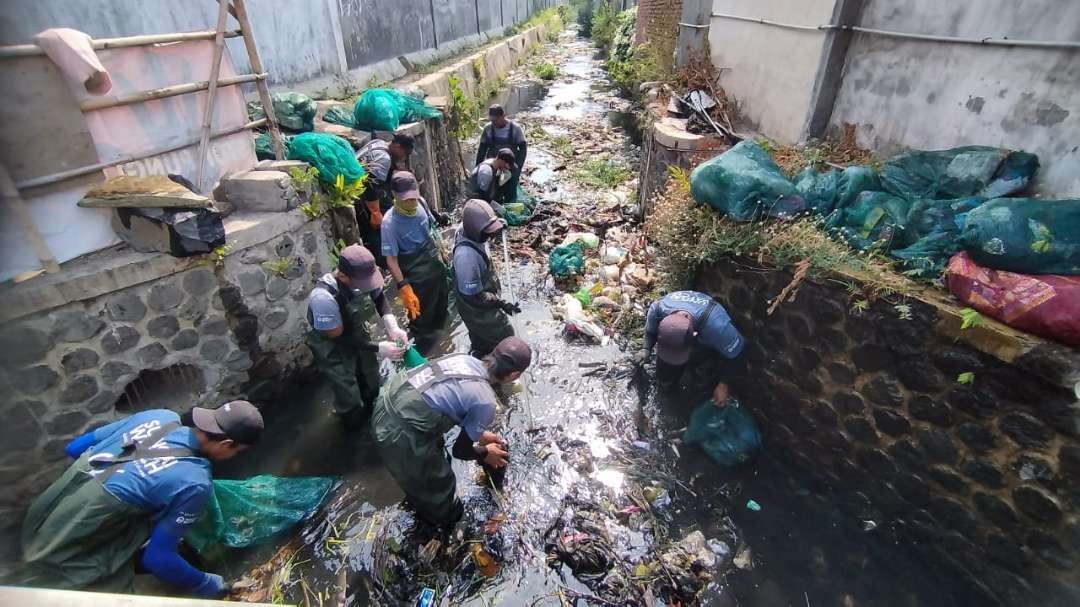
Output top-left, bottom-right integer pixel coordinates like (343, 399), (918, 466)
(377, 341), (406, 361)
(382, 314), (409, 345)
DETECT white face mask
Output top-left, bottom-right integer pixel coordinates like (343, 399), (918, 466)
(497, 170), (511, 186)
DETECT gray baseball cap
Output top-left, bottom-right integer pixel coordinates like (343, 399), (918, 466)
(493, 336), (532, 373)
(192, 400), (264, 445)
(656, 311), (695, 365)
(462, 198), (506, 241)
(338, 244), (382, 293)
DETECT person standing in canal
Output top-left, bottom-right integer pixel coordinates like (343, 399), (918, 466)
(636, 290), (746, 396)
(354, 134), (415, 269)
(468, 147), (518, 212)
(371, 336), (532, 526)
(20, 401), (263, 597)
(307, 244), (409, 426)
(453, 199), (519, 357)
(382, 171), (450, 352)
(475, 104), (527, 204)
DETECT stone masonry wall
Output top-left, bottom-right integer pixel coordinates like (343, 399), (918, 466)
(695, 256), (1080, 606)
(0, 212), (334, 577)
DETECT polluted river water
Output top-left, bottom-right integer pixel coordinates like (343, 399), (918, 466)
(207, 27), (961, 607)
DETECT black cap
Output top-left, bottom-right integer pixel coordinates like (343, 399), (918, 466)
(496, 148), (518, 172)
(493, 336), (532, 373)
(488, 104), (505, 117)
(192, 400), (264, 445)
(338, 244), (382, 292)
(392, 133), (415, 151)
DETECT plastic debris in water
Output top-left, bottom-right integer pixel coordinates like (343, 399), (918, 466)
(707, 538), (732, 558)
(631, 440), (650, 450)
(862, 520), (878, 532)
(746, 499), (761, 512)
(415, 587), (435, 607)
(471, 544), (499, 578)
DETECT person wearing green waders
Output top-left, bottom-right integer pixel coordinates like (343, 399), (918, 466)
(476, 104), (527, 204)
(453, 199), (519, 357)
(382, 171), (450, 353)
(354, 133), (415, 270)
(20, 402), (263, 596)
(307, 244), (409, 427)
(372, 336), (532, 526)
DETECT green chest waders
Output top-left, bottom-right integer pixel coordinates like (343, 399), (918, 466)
(20, 423), (198, 593)
(371, 355), (490, 525)
(452, 240), (514, 357)
(306, 281), (382, 416)
(399, 238), (449, 339)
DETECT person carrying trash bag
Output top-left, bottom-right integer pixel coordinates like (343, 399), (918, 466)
(476, 104), (527, 205)
(20, 401), (263, 597)
(636, 290), (746, 396)
(468, 148), (518, 213)
(371, 336), (532, 526)
(683, 383), (761, 466)
(382, 171), (450, 352)
(355, 134), (415, 269)
(453, 199), (519, 357)
(307, 244), (408, 427)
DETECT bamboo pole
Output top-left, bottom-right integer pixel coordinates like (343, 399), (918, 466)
(0, 29), (243, 60)
(231, 0), (285, 159)
(0, 164), (60, 274)
(79, 73), (264, 112)
(15, 119), (267, 190)
(196, 0), (232, 193)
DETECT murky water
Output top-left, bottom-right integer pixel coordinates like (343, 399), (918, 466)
(206, 28), (962, 607)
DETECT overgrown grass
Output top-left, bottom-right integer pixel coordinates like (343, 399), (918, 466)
(606, 41), (666, 95)
(571, 159), (632, 188)
(588, 2), (621, 51)
(532, 61), (558, 80)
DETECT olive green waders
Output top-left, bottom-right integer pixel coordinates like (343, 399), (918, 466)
(399, 238), (449, 340)
(453, 240), (514, 358)
(371, 354), (489, 526)
(306, 282), (381, 417)
(21, 422), (196, 592)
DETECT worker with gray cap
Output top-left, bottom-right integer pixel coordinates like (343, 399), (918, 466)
(469, 148), (518, 211)
(307, 243), (408, 426)
(372, 336), (532, 526)
(638, 290), (746, 395)
(453, 199), (519, 357)
(21, 401), (264, 597)
(476, 104), (527, 204)
(355, 134), (415, 269)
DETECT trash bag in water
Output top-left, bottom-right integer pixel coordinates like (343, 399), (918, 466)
(287, 132), (366, 184)
(832, 191), (914, 252)
(959, 198), (1080, 275)
(185, 475), (336, 553)
(353, 89), (443, 132)
(254, 132), (293, 160)
(248, 92), (318, 132)
(683, 398), (761, 466)
(891, 196), (984, 278)
(549, 242), (585, 278)
(322, 105), (357, 128)
(690, 140), (807, 222)
(502, 186), (537, 226)
(879, 146), (1038, 201)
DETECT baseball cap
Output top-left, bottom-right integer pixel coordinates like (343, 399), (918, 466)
(338, 244), (382, 292)
(496, 148), (518, 172)
(488, 104), (505, 117)
(462, 198), (506, 240)
(493, 336), (532, 373)
(192, 400), (264, 445)
(390, 171), (421, 201)
(656, 311), (695, 365)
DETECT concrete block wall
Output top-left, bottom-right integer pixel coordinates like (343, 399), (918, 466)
(695, 257), (1080, 606)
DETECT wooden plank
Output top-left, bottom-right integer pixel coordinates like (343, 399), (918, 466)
(0, 163), (60, 274)
(79, 73), (265, 112)
(232, 0), (286, 159)
(196, 0), (233, 193)
(0, 30), (243, 59)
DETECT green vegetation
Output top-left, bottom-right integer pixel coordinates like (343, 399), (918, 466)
(588, 2), (620, 51)
(546, 30), (560, 43)
(550, 134), (574, 157)
(532, 61), (558, 80)
(262, 257), (292, 278)
(956, 371), (976, 385)
(210, 242), (234, 268)
(329, 238), (347, 269)
(288, 166), (320, 194)
(606, 42), (665, 95)
(959, 307), (985, 330)
(448, 74), (483, 139)
(293, 169), (366, 219)
(571, 159), (632, 188)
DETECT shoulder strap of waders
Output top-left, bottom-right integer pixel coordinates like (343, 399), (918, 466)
(453, 238), (490, 266)
(696, 298), (719, 334)
(87, 421), (196, 484)
(406, 354), (489, 393)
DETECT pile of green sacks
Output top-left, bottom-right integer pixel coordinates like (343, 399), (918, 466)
(248, 92), (318, 132)
(286, 132), (366, 185)
(323, 89), (443, 132)
(689, 140), (1080, 277)
(254, 132), (292, 161)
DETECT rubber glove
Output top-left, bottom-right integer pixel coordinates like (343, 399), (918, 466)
(366, 200), (383, 229)
(632, 349), (649, 366)
(498, 300), (522, 315)
(399, 283), (421, 320)
(377, 341), (406, 361)
(382, 313), (408, 344)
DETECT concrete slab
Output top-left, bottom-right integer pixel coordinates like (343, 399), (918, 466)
(220, 170), (299, 213)
(255, 159), (310, 172)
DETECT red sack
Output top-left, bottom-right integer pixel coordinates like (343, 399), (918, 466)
(946, 252), (1080, 346)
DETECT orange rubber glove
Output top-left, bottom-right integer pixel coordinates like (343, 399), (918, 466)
(399, 283), (421, 320)
(366, 201), (383, 229)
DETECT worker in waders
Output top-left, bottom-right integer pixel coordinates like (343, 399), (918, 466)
(372, 336), (532, 526)
(355, 134), (415, 269)
(636, 290), (746, 396)
(475, 104), (527, 204)
(307, 244), (409, 426)
(453, 199), (519, 357)
(468, 148), (517, 213)
(20, 401), (263, 597)
(382, 171), (449, 353)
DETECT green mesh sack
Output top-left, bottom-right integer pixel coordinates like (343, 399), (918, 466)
(185, 475), (336, 553)
(549, 242), (584, 278)
(891, 196), (983, 279)
(836, 166), (881, 209)
(683, 398), (761, 467)
(880, 146), (1038, 201)
(353, 89), (442, 131)
(322, 105), (357, 128)
(248, 92), (318, 132)
(287, 132), (366, 184)
(254, 133), (292, 161)
(689, 140), (807, 222)
(834, 191), (914, 252)
(960, 198), (1080, 275)
(793, 166), (841, 215)
(503, 186), (537, 226)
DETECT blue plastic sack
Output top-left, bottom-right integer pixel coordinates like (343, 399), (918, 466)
(682, 398), (761, 466)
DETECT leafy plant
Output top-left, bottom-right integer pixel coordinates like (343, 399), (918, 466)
(588, 2), (620, 51)
(550, 134), (574, 157)
(329, 238), (347, 268)
(211, 241), (235, 268)
(366, 73), (391, 90)
(532, 61), (558, 80)
(1030, 223), (1052, 253)
(288, 166), (320, 195)
(546, 30), (560, 43)
(893, 303), (913, 320)
(956, 371), (975, 385)
(262, 257), (292, 278)
(448, 74), (482, 139)
(472, 58), (484, 81)
(327, 173), (367, 209)
(959, 307), (984, 330)
(850, 299), (869, 315)
(571, 159), (632, 188)
(668, 165), (691, 194)
(299, 201), (323, 219)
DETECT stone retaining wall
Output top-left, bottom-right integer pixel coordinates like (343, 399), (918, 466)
(695, 257), (1080, 606)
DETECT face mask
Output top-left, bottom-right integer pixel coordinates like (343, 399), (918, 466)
(497, 170), (511, 186)
(394, 198), (418, 217)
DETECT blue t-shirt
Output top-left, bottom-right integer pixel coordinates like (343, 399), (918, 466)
(307, 273), (385, 331)
(421, 356), (497, 441)
(644, 290), (745, 359)
(381, 203), (432, 257)
(453, 233), (488, 296)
